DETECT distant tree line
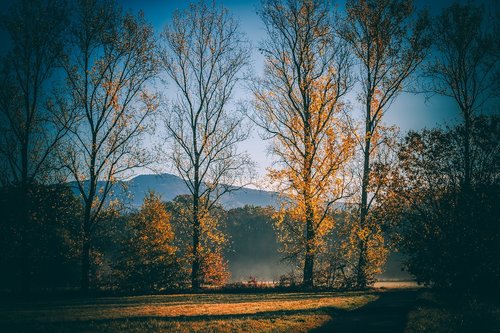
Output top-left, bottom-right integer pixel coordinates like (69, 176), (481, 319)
(0, 0), (498, 297)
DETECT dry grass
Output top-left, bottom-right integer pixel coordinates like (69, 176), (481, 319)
(374, 281), (421, 289)
(0, 292), (377, 332)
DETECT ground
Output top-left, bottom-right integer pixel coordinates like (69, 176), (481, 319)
(1, 287), (498, 332)
(0, 291), (376, 332)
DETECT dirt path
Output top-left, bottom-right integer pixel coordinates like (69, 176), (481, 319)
(313, 289), (419, 333)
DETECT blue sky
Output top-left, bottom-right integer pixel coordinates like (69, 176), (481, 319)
(115, 0), (472, 179)
(0, 0), (497, 181)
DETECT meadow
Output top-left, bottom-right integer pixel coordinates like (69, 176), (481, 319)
(0, 291), (377, 333)
(2, 287), (498, 332)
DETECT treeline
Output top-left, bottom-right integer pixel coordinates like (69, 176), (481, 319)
(0, 191), (275, 292)
(0, 0), (498, 296)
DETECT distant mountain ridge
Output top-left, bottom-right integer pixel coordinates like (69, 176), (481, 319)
(76, 173), (280, 209)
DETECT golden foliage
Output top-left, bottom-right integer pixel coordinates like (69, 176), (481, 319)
(167, 196), (230, 287)
(255, 1), (354, 284)
(200, 251), (231, 286)
(132, 191), (176, 258)
(116, 191), (179, 291)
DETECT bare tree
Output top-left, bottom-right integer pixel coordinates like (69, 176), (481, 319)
(159, 0), (251, 290)
(424, 2), (498, 190)
(254, 0), (353, 288)
(61, 0), (158, 291)
(340, 0), (431, 288)
(0, 0), (69, 188)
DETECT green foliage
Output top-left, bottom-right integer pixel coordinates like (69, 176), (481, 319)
(225, 206), (283, 281)
(0, 184), (82, 291)
(390, 116), (500, 295)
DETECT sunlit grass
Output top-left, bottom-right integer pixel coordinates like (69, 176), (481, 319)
(374, 281), (420, 289)
(81, 314), (333, 333)
(0, 292), (377, 332)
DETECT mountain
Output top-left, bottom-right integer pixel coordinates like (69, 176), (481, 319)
(95, 173), (280, 209)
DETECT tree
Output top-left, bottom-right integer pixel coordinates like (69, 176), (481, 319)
(0, 184), (82, 291)
(254, 0), (354, 288)
(61, 0), (158, 291)
(116, 191), (179, 292)
(424, 2), (498, 190)
(166, 195), (230, 288)
(387, 116), (499, 296)
(340, 0), (431, 288)
(340, 125), (398, 287)
(0, 0), (70, 290)
(159, 0), (251, 289)
(0, 0), (69, 188)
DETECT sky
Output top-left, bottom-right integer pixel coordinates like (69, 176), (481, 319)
(114, 0), (496, 187)
(113, 0), (495, 182)
(0, 0), (497, 184)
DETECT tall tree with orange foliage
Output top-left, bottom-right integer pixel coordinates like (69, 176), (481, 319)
(254, 0), (353, 288)
(340, 0), (431, 288)
(61, 0), (158, 291)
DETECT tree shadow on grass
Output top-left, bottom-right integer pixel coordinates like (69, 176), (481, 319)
(311, 289), (419, 333)
(1, 291), (419, 333)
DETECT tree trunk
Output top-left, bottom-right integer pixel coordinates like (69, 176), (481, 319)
(80, 231), (91, 292)
(19, 186), (31, 293)
(463, 110), (471, 192)
(191, 164), (201, 290)
(357, 105), (372, 289)
(356, 240), (368, 289)
(302, 115), (315, 289)
(303, 205), (315, 289)
(80, 202), (92, 292)
(20, 129), (31, 291)
(191, 197), (201, 290)
(80, 140), (97, 292)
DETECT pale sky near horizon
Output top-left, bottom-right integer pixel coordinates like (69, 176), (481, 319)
(0, 0), (497, 187)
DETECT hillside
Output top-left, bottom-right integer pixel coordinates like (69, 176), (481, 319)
(75, 173), (280, 209)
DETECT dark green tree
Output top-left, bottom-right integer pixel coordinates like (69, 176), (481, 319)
(0, 0), (71, 291)
(424, 2), (498, 190)
(0, 185), (82, 291)
(387, 116), (499, 295)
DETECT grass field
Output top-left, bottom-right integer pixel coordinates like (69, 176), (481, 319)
(0, 291), (378, 332)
